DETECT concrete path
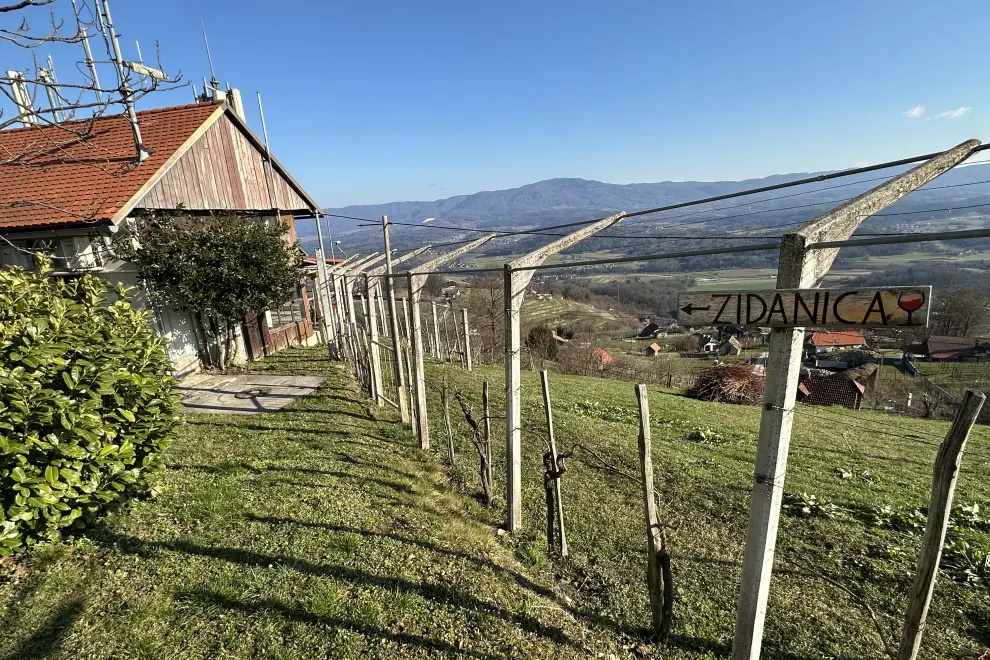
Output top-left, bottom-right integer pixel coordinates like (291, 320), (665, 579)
(175, 373), (327, 414)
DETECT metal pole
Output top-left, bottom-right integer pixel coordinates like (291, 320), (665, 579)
(98, 0), (148, 163)
(381, 216), (410, 423)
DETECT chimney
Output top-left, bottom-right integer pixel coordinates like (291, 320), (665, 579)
(6, 71), (38, 126)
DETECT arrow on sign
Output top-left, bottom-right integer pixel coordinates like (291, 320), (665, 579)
(680, 303), (710, 315)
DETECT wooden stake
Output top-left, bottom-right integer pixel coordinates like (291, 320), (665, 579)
(364, 274), (384, 406)
(404, 341), (415, 428)
(442, 305), (454, 362)
(483, 381), (492, 488)
(442, 381), (456, 466)
(897, 390), (985, 660)
(408, 279), (430, 449)
(380, 216), (409, 423)
(540, 370), (567, 557)
(431, 301), (442, 357)
(636, 383), (671, 643)
(461, 307), (473, 371)
(451, 303), (466, 368)
(405, 235), (496, 451)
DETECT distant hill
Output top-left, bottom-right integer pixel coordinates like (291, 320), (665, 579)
(312, 174), (839, 234)
(299, 164), (990, 256)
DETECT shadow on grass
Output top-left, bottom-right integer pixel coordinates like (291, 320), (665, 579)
(97, 530), (573, 648)
(3, 596), (85, 660)
(247, 514), (559, 598)
(174, 588), (504, 659)
(171, 463), (421, 492)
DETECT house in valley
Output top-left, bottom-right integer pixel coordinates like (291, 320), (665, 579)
(805, 331), (867, 354)
(903, 336), (990, 362)
(0, 100), (322, 377)
(718, 336), (743, 356)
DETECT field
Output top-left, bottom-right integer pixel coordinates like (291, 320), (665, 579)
(2, 347), (989, 659)
(522, 296), (638, 334)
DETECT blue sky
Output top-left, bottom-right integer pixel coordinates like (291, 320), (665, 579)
(3, 1), (987, 206)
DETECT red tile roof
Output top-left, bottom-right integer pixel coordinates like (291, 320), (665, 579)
(807, 331), (867, 348)
(0, 102), (224, 231)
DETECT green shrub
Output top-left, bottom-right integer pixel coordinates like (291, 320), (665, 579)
(0, 260), (179, 556)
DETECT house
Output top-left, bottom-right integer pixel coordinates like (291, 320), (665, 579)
(684, 332), (718, 353)
(638, 322), (660, 339)
(718, 336), (743, 356)
(806, 331), (867, 354)
(645, 342), (662, 357)
(0, 100), (322, 377)
(797, 375), (865, 410)
(903, 336), (990, 361)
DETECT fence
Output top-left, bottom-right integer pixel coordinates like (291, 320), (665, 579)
(312, 138), (990, 660)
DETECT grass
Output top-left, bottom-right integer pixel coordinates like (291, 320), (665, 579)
(0, 349), (620, 659)
(3, 346), (989, 658)
(428, 359), (990, 659)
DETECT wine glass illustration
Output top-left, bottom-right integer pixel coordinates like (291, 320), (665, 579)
(897, 291), (925, 326)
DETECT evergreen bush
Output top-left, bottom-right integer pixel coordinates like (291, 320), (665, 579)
(0, 260), (178, 556)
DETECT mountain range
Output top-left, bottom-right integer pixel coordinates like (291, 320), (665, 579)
(297, 163), (990, 252)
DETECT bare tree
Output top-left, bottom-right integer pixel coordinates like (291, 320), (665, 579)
(930, 287), (990, 337)
(1, 0), (183, 156)
(1, 0), (184, 262)
(465, 272), (503, 363)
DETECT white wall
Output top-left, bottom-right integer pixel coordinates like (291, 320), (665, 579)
(100, 264), (203, 378)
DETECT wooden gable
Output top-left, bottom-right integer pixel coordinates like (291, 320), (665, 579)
(133, 112), (312, 214)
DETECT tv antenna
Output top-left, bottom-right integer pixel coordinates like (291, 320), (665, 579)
(71, 0), (103, 103)
(201, 19), (219, 93)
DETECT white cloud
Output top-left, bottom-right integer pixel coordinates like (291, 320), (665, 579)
(903, 105), (925, 118)
(937, 106), (972, 119)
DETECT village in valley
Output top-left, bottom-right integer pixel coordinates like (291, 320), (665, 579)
(1, 2), (989, 660)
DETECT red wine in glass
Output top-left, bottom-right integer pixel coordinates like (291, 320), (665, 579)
(897, 291), (925, 325)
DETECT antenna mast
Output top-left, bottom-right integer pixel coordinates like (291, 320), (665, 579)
(98, 0), (149, 163)
(201, 19), (219, 92)
(256, 92), (280, 214)
(71, 0), (102, 103)
(39, 56), (65, 122)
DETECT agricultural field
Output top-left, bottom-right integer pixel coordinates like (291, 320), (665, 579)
(3, 347), (988, 659)
(522, 296), (638, 334)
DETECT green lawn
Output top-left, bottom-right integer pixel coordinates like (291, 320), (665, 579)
(429, 360), (990, 659)
(2, 347), (989, 659)
(0, 350), (618, 659)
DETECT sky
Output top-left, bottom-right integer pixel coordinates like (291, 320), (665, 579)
(2, 1), (988, 207)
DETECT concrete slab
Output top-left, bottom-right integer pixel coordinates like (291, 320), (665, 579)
(175, 373), (327, 414)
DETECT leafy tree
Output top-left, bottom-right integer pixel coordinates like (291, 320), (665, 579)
(115, 213), (304, 369)
(0, 257), (178, 555)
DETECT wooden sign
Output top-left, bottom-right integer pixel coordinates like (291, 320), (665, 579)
(677, 286), (931, 328)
